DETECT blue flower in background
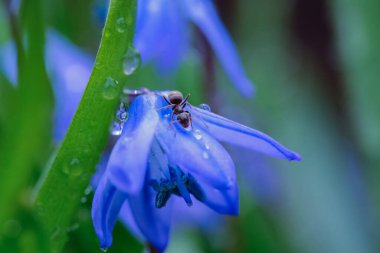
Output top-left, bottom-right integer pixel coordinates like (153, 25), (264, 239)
(0, 31), (92, 142)
(95, 0), (255, 96)
(135, 0), (255, 96)
(92, 91), (300, 251)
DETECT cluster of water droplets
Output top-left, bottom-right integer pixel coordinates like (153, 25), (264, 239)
(111, 103), (128, 136)
(192, 129), (211, 160)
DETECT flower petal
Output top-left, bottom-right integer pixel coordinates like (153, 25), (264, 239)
(135, 0), (188, 72)
(45, 30), (93, 142)
(199, 178), (239, 215)
(92, 175), (127, 249)
(184, 0), (254, 96)
(155, 118), (236, 190)
(191, 106), (301, 161)
(107, 94), (159, 194)
(0, 42), (17, 84)
(128, 177), (172, 252)
(118, 201), (145, 242)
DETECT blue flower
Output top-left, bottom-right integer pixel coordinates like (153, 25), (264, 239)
(92, 91), (300, 251)
(135, 0), (255, 96)
(95, 0), (254, 95)
(0, 30), (92, 142)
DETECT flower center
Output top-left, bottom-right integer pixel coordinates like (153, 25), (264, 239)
(150, 166), (205, 208)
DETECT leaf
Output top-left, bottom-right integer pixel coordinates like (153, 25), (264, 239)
(0, 0), (53, 234)
(34, 0), (138, 252)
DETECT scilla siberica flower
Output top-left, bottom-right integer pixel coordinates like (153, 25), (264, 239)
(135, 0), (255, 96)
(95, 0), (254, 96)
(92, 91), (301, 251)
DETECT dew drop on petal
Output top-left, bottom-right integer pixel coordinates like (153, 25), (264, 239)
(199, 103), (211, 112)
(202, 151), (209, 159)
(193, 129), (203, 140)
(102, 77), (119, 100)
(111, 121), (123, 136)
(123, 46), (141, 75)
(116, 17), (126, 33)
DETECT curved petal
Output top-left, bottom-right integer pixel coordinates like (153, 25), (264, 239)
(108, 94), (159, 193)
(191, 106), (301, 161)
(135, 0), (188, 72)
(128, 177), (172, 252)
(118, 201), (145, 242)
(199, 178), (239, 215)
(184, 0), (254, 96)
(155, 120), (236, 190)
(92, 175), (127, 249)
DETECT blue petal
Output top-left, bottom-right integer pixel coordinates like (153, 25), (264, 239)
(155, 117), (235, 190)
(184, 0), (255, 96)
(191, 106), (302, 161)
(107, 94), (159, 194)
(128, 176), (172, 252)
(45, 30), (93, 142)
(200, 179), (239, 215)
(0, 42), (17, 84)
(118, 201), (145, 242)
(135, 0), (188, 72)
(92, 175), (127, 249)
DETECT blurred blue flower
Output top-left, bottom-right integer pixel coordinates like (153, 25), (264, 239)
(95, 0), (255, 96)
(0, 30), (92, 142)
(135, 0), (255, 96)
(92, 91), (300, 251)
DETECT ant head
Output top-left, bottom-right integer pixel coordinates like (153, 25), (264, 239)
(168, 91), (183, 105)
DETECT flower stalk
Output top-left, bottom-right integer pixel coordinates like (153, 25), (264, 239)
(34, 0), (137, 252)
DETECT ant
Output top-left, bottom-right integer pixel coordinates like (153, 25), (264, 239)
(160, 91), (193, 129)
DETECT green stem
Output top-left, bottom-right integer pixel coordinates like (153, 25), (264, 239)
(34, 0), (137, 252)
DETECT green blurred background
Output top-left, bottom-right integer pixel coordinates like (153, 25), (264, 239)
(0, 0), (379, 252)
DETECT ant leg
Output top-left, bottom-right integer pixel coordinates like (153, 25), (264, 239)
(168, 120), (177, 137)
(162, 95), (171, 105)
(190, 114), (193, 129)
(157, 104), (175, 111)
(180, 94), (190, 107)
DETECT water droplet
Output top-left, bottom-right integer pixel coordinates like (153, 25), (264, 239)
(199, 103), (211, 111)
(102, 77), (119, 100)
(111, 103), (128, 135)
(84, 186), (93, 195)
(62, 158), (83, 177)
(204, 142), (210, 150)
(202, 151), (209, 159)
(193, 130), (203, 140)
(116, 17), (126, 33)
(123, 46), (141, 75)
(111, 122), (123, 136)
(81, 196), (87, 203)
(101, 248), (108, 252)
